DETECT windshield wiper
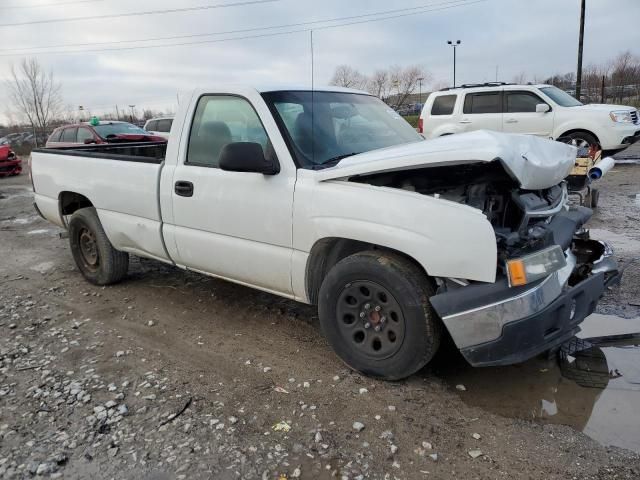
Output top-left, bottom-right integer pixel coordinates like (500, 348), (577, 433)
(310, 152), (360, 170)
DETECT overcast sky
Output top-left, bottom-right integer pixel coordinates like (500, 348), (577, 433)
(0, 0), (638, 124)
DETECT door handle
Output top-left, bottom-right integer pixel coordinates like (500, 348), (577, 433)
(459, 120), (472, 124)
(505, 119), (518, 124)
(174, 181), (194, 197)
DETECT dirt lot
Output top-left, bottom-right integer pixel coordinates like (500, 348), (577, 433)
(1, 153), (640, 479)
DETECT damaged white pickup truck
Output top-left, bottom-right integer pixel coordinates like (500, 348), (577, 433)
(30, 86), (621, 380)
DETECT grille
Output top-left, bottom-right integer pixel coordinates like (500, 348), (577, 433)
(631, 110), (639, 124)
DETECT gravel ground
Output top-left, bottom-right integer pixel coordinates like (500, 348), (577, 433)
(1, 158), (640, 479)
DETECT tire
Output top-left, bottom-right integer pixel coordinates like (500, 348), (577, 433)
(318, 250), (441, 380)
(68, 207), (129, 285)
(561, 131), (599, 150)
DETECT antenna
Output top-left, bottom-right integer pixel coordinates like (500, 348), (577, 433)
(310, 29), (315, 164)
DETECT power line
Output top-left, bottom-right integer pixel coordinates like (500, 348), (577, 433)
(0, 0), (487, 56)
(3, 2), (460, 52)
(0, 0), (277, 28)
(0, 0), (104, 10)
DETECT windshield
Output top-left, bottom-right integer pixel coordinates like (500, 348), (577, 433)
(539, 86), (583, 107)
(262, 91), (423, 169)
(93, 122), (149, 138)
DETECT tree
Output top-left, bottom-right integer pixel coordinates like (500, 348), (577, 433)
(388, 65), (429, 108)
(512, 71), (528, 84)
(367, 69), (390, 99)
(6, 58), (63, 140)
(329, 65), (368, 90)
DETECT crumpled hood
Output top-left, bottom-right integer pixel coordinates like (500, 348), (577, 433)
(313, 130), (577, 190)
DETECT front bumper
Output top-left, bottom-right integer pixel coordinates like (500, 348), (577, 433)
(599, 124), (640, 150)
(457, 273), (604, 366)
(430, 240), (618, 367)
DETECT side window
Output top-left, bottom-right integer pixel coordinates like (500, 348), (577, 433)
(61, 127), (78, 143)
(49, 129), (62, 142)
(505, 91), (545, 113)
(77, 127), (94, 143)
(187, 95), (271, 168)
(146, 120), (157, 132)
(463, 92), (501, 114)
(430, 95), (457, 115)
(157, 119), (172, 133)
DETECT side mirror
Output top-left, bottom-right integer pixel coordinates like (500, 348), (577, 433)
(84, 138), (97, 144)
(219, 142), (279, 175)
(536, 103), (550, 113)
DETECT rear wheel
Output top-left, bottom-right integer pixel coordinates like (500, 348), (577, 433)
(318, 251), (441, 380)
(68, 207), (129, 285)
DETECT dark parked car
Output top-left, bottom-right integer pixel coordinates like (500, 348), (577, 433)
(45, 121), (166, 148)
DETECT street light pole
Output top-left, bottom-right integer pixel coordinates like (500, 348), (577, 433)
(576, 0), (586, 100)
(447, 40), (461, 87)
(417, 77), (424, 105)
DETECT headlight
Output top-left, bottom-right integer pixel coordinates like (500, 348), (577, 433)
(506, 245), (567, 287)
(609, 110), (633, 123)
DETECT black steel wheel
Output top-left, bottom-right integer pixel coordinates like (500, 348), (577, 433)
(336, 280), (406, 361)
(68, 207), (129, 285)
(318, 250), (441, 380)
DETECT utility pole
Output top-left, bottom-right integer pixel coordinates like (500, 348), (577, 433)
(417, 77), (424, 105)
(576, 0), (586, 100)
(115, 105), (120, 120)
(447, 40), (461, 87)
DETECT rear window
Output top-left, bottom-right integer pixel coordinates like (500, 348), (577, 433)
(156, 119), (172, 132)
(430, 95), (457, 115)
(463, 92), (501, 114)
(145, 120), (158, 131)
(61, 127), (77, 143)
(48, 129), (63, 143)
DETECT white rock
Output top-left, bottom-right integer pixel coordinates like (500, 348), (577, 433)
(472, 432), (481, 440)
(352, 421), (365, 432)
(429, 453), (438, 461)
(147, 320), (155, 327)
(314, 431), (323, 443)
(358, 388), (368, 394)
(115, 351), (125, 358)
(228, 416), (238, 424)
(291, 467), (301, 478)
(468, 449), (482, 459)
(388, 405), (396, 412)
(390, 444), (398, 455)
(456, 384), (467, 391)
(332, 375), (340, 381)
(422, 441), (433, 450)
(263, 367), (272, 373)
(303, 381), (310, 388)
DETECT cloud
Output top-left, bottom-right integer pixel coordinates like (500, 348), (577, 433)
(0, 0), (637, 124)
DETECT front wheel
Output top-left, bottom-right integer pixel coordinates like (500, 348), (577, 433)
(68, 207), (129, 285)
(318, 251), (441, 380)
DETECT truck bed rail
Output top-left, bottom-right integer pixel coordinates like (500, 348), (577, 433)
(32, 141), (167, 164)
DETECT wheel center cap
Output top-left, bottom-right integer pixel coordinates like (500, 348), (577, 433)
(369, 310), (381, 325)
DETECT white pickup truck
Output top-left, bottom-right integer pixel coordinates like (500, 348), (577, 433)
(31, 85), (621, 380)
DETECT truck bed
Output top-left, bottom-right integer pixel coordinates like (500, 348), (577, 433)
(31, 141), (170, 263)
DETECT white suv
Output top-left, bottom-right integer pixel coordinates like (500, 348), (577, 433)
(143, 116), (174, 139)
(419, 83), (640, 153)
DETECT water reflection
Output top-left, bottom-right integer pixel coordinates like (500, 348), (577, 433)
(433, 328), (640, 453)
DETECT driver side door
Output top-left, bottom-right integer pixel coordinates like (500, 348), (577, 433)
(168, 94), (296, 296)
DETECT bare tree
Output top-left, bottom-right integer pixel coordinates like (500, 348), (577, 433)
(512, 71), (528, 84)
(6, 58), (63, 140)
(388, 65), (429, 108)
(329, 65), (368, 90)
(367, 69), (390, 100)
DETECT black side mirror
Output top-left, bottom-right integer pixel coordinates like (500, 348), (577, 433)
(219, 142), (279, 175)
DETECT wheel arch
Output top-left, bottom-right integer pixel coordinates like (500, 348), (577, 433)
(305, 237), (431, 305)
(556, 128), (600, 145)
(58, 191), (94, 227)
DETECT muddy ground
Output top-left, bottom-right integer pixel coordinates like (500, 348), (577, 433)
(1, 152), (640, 479)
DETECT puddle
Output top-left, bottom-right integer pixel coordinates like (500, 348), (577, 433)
(434, 314), (640, 454)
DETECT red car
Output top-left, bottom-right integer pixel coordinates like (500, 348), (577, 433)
(45, 121), (167, 148)
(0, 145), (21, 177)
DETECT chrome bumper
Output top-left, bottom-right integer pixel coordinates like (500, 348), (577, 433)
(434, 243), (617, 350)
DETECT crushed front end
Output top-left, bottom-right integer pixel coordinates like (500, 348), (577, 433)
(0, 146), (22, 177)
(420, 161), (620, 366)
